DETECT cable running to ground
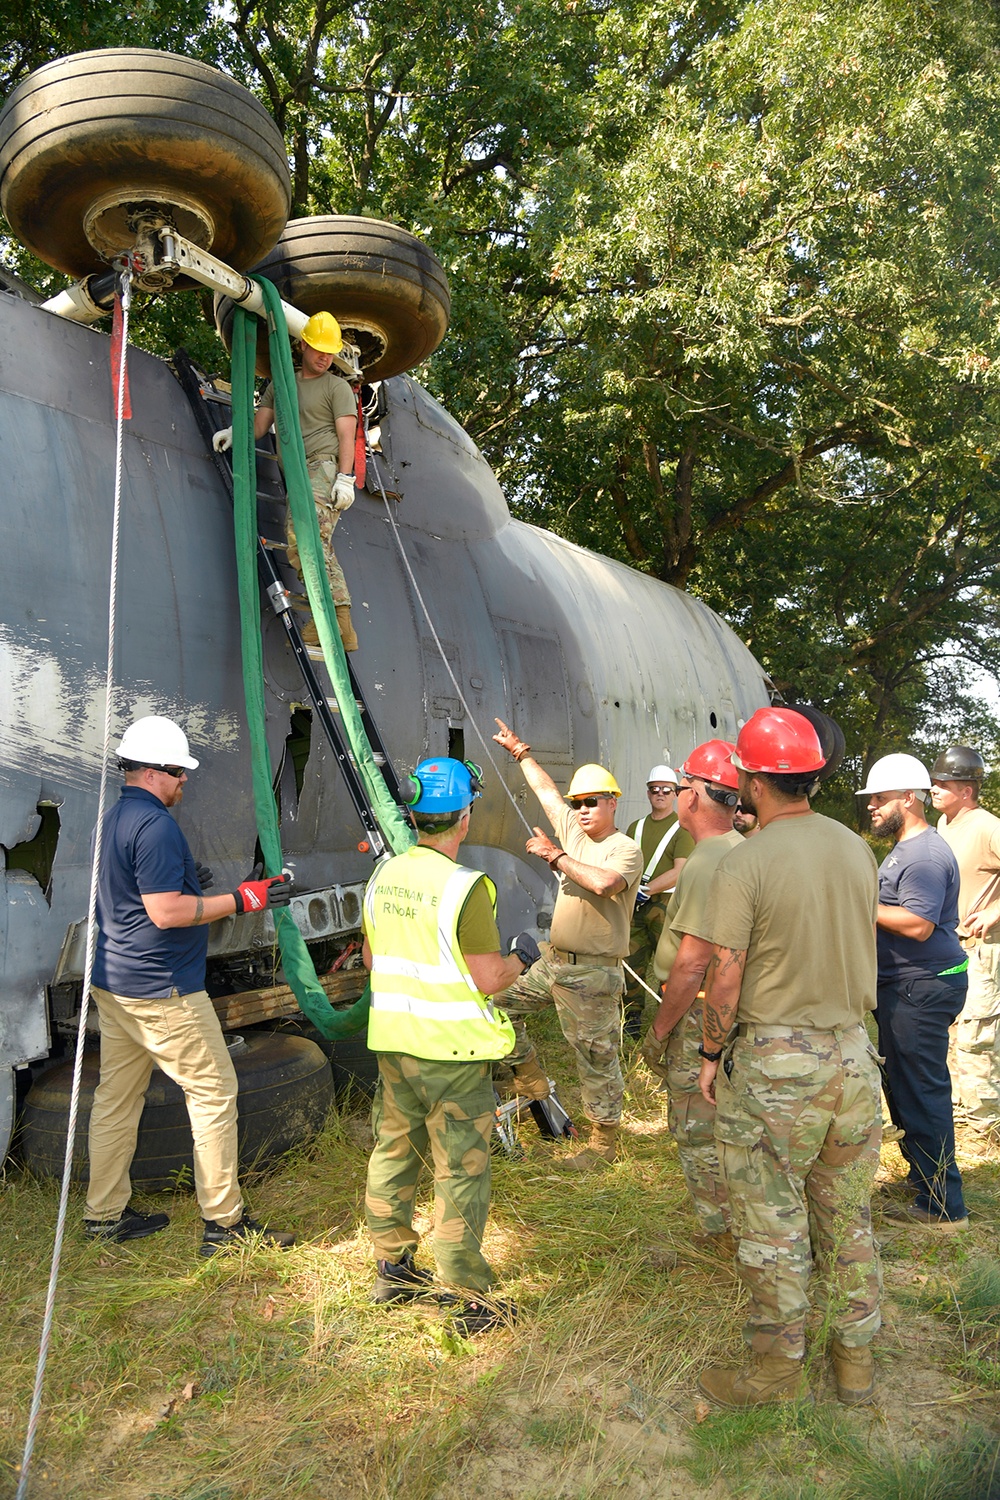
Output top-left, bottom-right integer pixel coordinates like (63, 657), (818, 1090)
(17, 268), (134, 1500)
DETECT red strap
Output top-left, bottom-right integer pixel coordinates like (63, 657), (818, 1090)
(353, 389), (366, 490)
(110, 293), (132, 420)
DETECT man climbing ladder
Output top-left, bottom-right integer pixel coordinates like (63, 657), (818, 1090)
(215, 310), (360, 652)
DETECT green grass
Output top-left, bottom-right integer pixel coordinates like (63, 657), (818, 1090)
(3, 1007), (1000, 1498)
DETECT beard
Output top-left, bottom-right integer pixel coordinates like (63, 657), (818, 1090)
(874, 805), (905, 839)
(737, 772), (757, 816)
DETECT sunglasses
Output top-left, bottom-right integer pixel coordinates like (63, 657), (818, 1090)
(647, 784), (676, 794)
(154, 765), (186, 779)
(568, 795), (607, 809)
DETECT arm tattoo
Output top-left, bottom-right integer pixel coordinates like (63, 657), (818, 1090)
(702, 946), (746, 1047)
(193, 897), (205, 925)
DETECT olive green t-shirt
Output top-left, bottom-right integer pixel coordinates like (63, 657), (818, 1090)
(626, 813), (696, 882)
(938, 806), (1000, 941)
(653, 829), (744, 980)
(549, 805), (644, 958)
(457, 876), (502, 955)
(260, 370), (356, 465)
(698, 813), (878, 1027)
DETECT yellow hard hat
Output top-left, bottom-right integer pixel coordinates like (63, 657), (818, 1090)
(300, 311), (344, 355)
(567, 764), (622, 798)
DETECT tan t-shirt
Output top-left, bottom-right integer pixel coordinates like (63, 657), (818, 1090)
(938, 805), (1000, 941)
(261, 370), (356, 465)
(626, 813), (696, 881)
(698, 813), (878, 1027)
(549, 805), (644, 959)
(653, 829), (744, 980)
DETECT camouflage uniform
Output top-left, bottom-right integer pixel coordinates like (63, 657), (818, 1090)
(623, 895), (670, 1028)
(502, 942), (624, 1123)
(665, 1001), (729, 1234)
(365, 1052), (496, 1292)
(285, 458), (350, 607)
(714, 1023), (882, 1358)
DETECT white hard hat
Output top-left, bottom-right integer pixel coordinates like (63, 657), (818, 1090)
(857, 752), (931, 797)
(647, 764), (677, 785)
(116, 715), (199, 770)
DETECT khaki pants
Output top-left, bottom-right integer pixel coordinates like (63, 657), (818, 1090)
(951, 943), (1000, 1127)
(86, 985), (243, 1226)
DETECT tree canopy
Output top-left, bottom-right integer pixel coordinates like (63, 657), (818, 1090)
(2, 0), (1000, 782)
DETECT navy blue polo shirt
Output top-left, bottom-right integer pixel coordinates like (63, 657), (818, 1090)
(876, 827), (964, 984)
(92, 785), (209, 999)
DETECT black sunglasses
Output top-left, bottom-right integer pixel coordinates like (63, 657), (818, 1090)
(568, 795), (605, 808)
(153, 765), (186, 778)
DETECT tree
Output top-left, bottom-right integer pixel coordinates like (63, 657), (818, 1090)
(499, 0), (1000, 764)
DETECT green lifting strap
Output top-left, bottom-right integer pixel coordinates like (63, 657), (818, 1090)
(229, 282), (410, 1040)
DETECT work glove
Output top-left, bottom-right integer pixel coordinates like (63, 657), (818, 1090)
(510, 931), (541, 969)
(640, 1024), (670, 1082)
(232, 862), (294, 914)
(331, 472), (356, 511)
(212, 426), (233, 453)
(194, 862), (215, 891)
(493, 718), (531, 762)
(635, 884), (651, 908)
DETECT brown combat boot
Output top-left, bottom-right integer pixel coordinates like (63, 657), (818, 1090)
(830, 1339), (875, 1405)
(698, 1351), (812, 1409)
(564, 1122), (618, 1171)
(336, 604), (359, 652)
(510, 1053), (550, 1101)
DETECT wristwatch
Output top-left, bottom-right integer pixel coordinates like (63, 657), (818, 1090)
(698, 1042), (724, 1062)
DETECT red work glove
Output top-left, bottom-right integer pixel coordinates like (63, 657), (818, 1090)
(233, 863), (294, 914)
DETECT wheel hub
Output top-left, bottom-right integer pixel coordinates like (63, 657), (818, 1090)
(83, 187), (215, 280)
(339, 321), (388, 370)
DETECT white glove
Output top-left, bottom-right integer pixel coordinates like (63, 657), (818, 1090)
(332, 472), (356, 511)
(213, 426), (233, 453)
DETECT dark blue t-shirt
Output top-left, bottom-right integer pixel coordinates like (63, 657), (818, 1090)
(876, 827), (964, 983)
(92, 785), (209, 999)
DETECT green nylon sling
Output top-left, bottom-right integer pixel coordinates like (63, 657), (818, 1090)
(229, 282), (411, 1038)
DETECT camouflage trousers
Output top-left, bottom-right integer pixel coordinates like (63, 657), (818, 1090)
(500, 944), (624, 1124)
(665, 1000), (728, 1235)
(624, 895), (669, 1028)
(285, 459), (350, 606)
(365, 1052), (496, 1293)
(951, 943), (1000, 1127)
(714, 1022), (882, 1359)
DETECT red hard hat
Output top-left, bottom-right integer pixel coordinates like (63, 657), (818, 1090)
(732, 708), (825, 775)
(681, 739), (740, 791)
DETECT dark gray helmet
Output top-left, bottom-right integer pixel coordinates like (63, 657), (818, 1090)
(930, 745), (986, 781)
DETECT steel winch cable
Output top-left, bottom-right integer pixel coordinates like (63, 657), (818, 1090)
(365, 440), (536, 840)
(16, 268), (134, 1500)
(363, 427), (665, 1008)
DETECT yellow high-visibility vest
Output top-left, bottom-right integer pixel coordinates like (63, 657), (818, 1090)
(364, 845), (515, 1061)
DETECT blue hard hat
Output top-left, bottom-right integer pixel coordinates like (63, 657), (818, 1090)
(405, 758), (484, 813)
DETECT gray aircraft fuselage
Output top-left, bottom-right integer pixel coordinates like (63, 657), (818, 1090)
(0, 286), (769, 1156)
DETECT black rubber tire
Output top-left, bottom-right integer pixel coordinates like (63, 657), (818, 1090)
(271, 1020), (381, 1101)
(214, 215), (450, 380)
(19, 1032), (333, 1190)
(0, 48), (290, 280)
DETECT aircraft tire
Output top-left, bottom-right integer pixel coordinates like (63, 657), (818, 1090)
(214, 215), (451, 380)
(18, 1031), (333, 1190)
(0, 48), (290, 281)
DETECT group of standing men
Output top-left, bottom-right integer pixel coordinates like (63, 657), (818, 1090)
(85, 699), (997, 1399)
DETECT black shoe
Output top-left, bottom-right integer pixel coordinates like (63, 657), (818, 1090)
(199, 1215), (295, 1258)
(450, 1297), (518, 1335)
(84, 1206), (170, 1242)
(372, 1250), (435, 1303)
(622, 1014), (644, 1041)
